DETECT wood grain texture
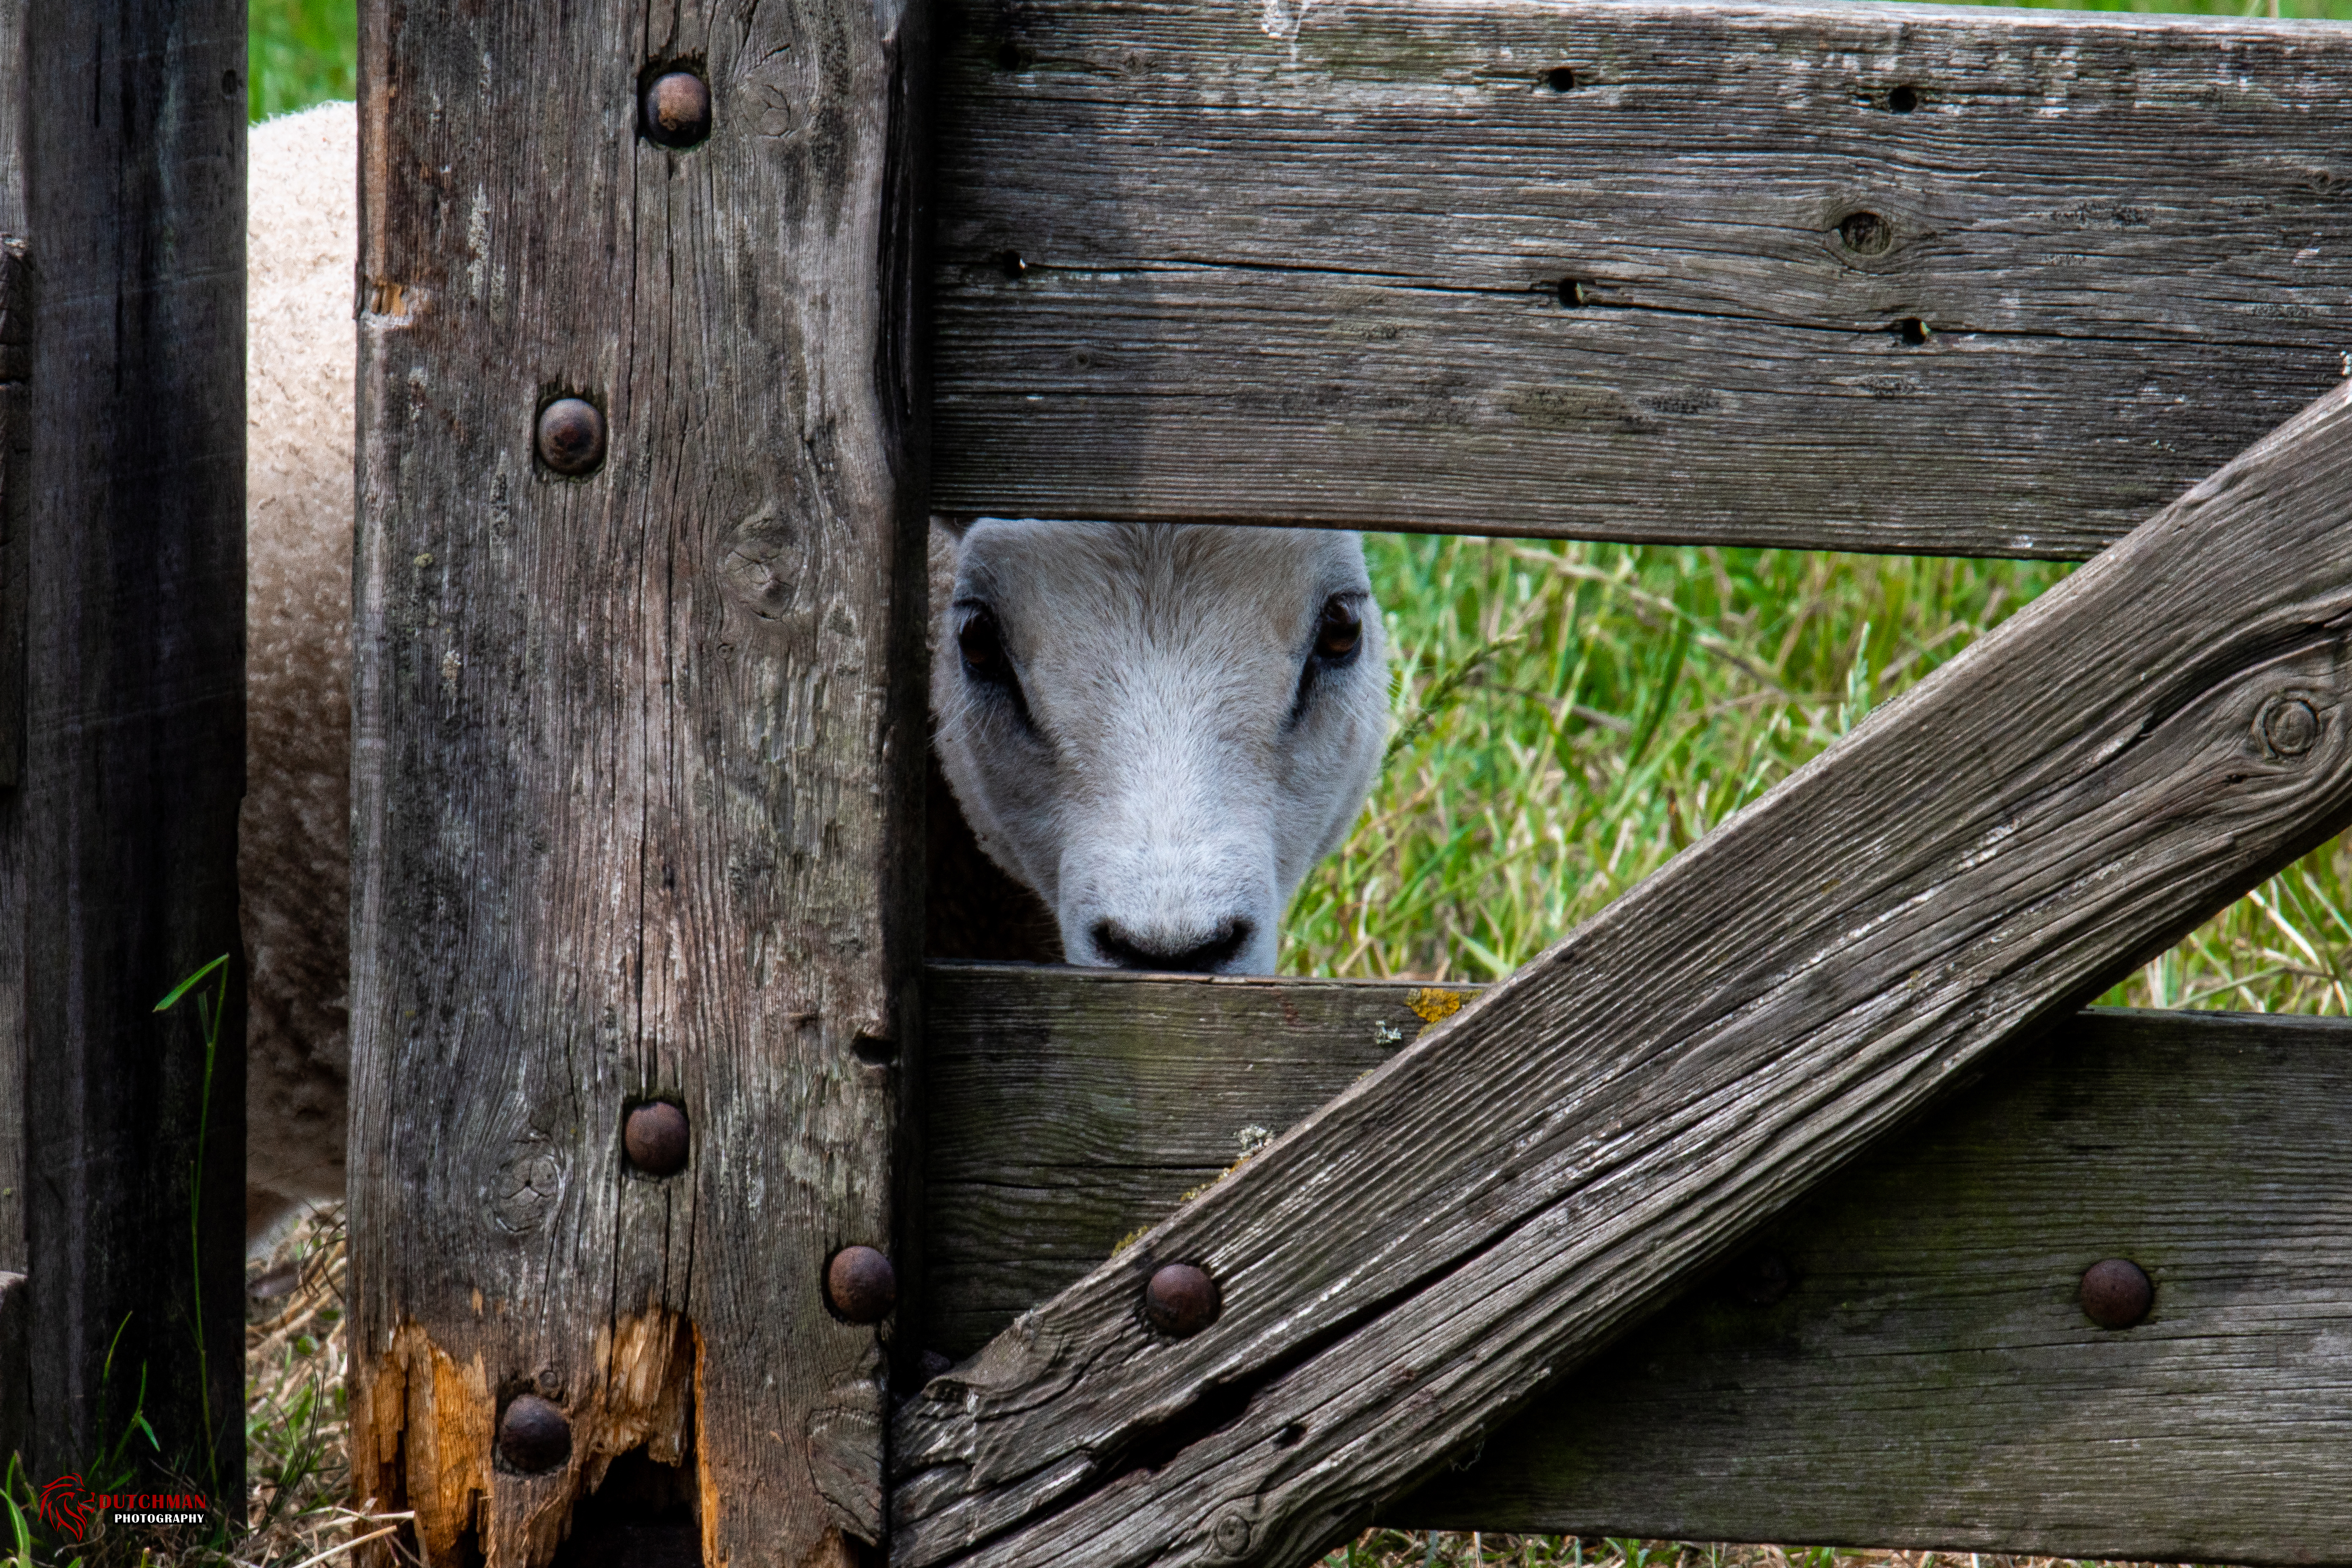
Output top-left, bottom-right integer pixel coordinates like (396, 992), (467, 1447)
(922, 971), (2352, 1563)
(8, 0), (248, 1492)
(1410, 1007), (2352, 1563)
(0, 238), (26, 792)
(0, 0), (23, 1465)
(348, 3), (928, 1565)
(921, 965), (1447, 1356)
(929, 0), (2352, 555)
(889, 381), (2352, 1568)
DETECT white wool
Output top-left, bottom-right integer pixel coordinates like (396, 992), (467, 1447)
(243, 102), (358, 1244)
(931, 520), (1388, 975)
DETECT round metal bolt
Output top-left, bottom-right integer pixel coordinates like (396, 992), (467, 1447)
(623, 1101), (690, 1177)
(642, 69), (712, 149)
(827, 1245), (898, 1324)
(1838, 211), (1894, 256)
(1143, 1262), (1220, 1338)
(497, 1394), (572, 1473)
(1211, 1512), (1252, 1556)
(2262, 696), (2320, 758)
(2080, 1258), (2154, 1329)
(536, 397), (607, 476)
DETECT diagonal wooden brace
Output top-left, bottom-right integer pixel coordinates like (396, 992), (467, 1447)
(891, 380), (2352, 1568)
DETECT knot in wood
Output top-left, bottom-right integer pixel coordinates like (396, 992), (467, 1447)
(496, 1393), (572, 1473)
(2261, 694), (2321, 758)
(623, 1100), (690, 1176)
(535, 397), (607, 476)
(641, 69), (712, 149)
(1837, 211), (1895, 256)
(826, 1245), (898, 1323)
(1211, 1511), (1252, 1556)
(1143, 1262), (1220, 1338)
(2080, 1257), (2153, 1329)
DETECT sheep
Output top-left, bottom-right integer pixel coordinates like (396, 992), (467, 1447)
(239, 102), (1391, 1241)
(930, 518), (1388, 974)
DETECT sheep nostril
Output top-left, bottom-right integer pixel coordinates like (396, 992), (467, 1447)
(1091, 918), (1254, 973)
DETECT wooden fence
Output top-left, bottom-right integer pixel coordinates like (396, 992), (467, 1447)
(9, 0), (2352, 1565)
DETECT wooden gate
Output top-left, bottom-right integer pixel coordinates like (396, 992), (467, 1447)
(338, 2), (2352, 1567)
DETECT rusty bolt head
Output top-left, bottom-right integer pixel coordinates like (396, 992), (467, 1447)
(641, 69), (712, 149)
(826, 1245), (897, 1323)
(2080, 1258), (2154, 1329)
(536, 397), (607, 476)
(2262, 696), (2320, 758)
(1211, 1512), (1252, 1556)
(623, 1101), (689, 1177)
(497, 1393), (572, 1473)
(1143, 1262), (1220, 1338)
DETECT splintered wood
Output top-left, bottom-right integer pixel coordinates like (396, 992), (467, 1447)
(348, 2), (929, 1564)
(890, 383), (2352, 1567)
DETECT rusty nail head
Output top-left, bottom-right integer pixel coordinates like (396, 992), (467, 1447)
(827, 1245), (897, 1323)
(2262, 695), (2320, 758)
(623, 1101), (689, 1177)
(1212, 1512), (1252, 1556)
(536, 397), (607, 476)
(497, 1393), (572, 1473)
(642, 68), (712, 148)
(2080, 1257), (2153, 1328)
(1144, 1262), (1220, 1338)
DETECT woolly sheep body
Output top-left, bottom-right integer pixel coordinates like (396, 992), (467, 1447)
(244, 102), (358, 1241)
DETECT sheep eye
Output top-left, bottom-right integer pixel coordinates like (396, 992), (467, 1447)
(958, 607), (1005, 671)
(1315, 596), (1363, 659)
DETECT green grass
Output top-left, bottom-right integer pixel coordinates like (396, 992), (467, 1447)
(1283, 533), (2352, 1015)
(248, 0), (354, 121)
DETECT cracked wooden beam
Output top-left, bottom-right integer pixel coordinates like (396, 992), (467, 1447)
(348, 2), (931, 1564)
(890, 380), (2352, 1568)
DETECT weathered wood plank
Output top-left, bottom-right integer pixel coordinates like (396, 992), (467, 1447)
(930, 0), (2352, 555)
(921, 966), (1445, 1356)
(889, 383), (2352, 1568)
(348, 3), (929, 1565)
(920, 969), (2352, 1564)
(8, 0), (248, 1495)
(1410, 1006), (2352, 1563)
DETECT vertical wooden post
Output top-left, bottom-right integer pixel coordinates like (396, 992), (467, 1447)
(349, 3), (928, 1565)
(1, 0), (249, 1500)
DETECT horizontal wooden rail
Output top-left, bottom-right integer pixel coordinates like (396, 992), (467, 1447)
(924, 967), (2352, 1565)
(890, 383), (2352, 1568)
(931, 0), (2352, 556)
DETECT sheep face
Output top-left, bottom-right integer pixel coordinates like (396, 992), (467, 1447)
(932, 520), (1389, 975)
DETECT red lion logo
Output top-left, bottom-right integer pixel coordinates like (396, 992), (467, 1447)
(38, 1474), (93, 1542)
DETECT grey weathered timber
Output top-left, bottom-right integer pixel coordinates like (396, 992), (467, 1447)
(890, 381), (2352, 1568)
(4, 0), (248, 1497)
(931, 0), (2352, 556)
(0, 0), (25, 1472)
(922, 967), (2352, 1565)
(348, 3), (929, 1566)
(922, 965), (1443, 1356)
